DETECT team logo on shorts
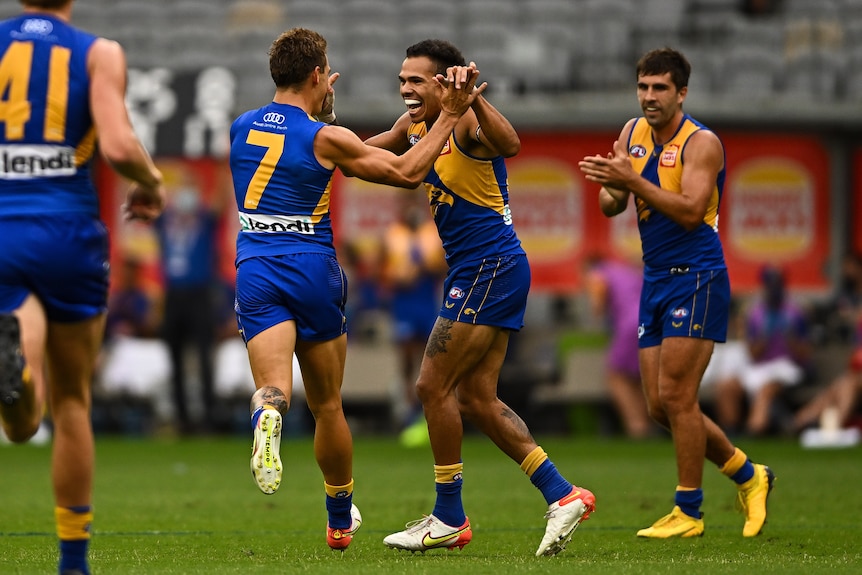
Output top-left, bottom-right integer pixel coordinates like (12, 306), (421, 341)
(448, 287), (465, 299)
(630, 144), (647, 158)
(671, 307), (689, 318)
(637, 324), (645, 339)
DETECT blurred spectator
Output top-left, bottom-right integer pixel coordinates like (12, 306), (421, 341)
(583, 253), (653, 439)
(793, 317), (862, 437)
(98, 255), (170, 427)
(105, 257), (159, 342)
(340, 238), (384, 341)
(793, 278), (862, 432)
(378, 193), (446, 435)
(701, 296), (750, 403)
(827, 251), (862, 343)
(714, 265), (813, 436)
(154, 171), (226, 435)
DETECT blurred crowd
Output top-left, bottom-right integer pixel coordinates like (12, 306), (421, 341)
(7, 159), (859, 444)
(583, 252), (862, 444)
(92, 180), (862, 444)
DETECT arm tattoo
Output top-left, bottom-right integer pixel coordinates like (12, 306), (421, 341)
(251, 386), (288, 416)
(425, 318), (454, 357)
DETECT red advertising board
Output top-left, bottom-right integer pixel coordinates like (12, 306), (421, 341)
(98, 131), (833, 296)
(720, 134), (831, 292)
(496, 131), (831, 293)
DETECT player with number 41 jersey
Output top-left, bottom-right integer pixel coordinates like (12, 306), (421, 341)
(0, 13), (99, 217)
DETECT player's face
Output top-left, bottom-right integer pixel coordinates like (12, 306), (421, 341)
(315, 57), (331, 114)
(398, 56), (443, 123)
(637, 72), (687, 130)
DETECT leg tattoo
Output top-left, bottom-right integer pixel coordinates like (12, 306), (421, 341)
(251, 386), (288, 416)
(426, 319), (454, 357)
(501, 404), (533, 440)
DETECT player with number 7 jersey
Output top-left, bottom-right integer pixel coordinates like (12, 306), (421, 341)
(228, 27), (480, 550)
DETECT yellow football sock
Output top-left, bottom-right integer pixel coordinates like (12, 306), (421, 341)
(55, 506), (93, 541)
(434, 462), (463, 483)
(325, 479), (354, 498)
(519, 446), (548, 477)
(719, 447), (748, 477)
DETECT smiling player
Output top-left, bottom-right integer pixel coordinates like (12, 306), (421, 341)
(579, 47), (774, 539)
(366, 39), (595, 557)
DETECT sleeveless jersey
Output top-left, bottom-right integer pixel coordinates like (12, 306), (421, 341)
(0, 14), (99, 216)
(406, 123), (524, 267)
(626, 114), (727, 278)
(230, 103), (336, 264)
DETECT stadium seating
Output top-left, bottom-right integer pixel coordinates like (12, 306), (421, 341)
(56, 0), (857, 111)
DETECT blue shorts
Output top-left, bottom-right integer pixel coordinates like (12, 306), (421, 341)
(235, 253), (348, 343)
(638, 268), (730, 348)
(0, 214), (109, 322)
(440, 254), (530, 331)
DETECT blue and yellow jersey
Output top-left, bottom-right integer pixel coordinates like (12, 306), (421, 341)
(407, 123), (524, 267)
(626, 114), (727, 278)
(0, 14), (99, 216)
(230, 103), (336, 264)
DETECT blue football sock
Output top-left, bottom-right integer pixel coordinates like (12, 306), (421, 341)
(675, 488), (704, 519)
(326, 493), (353, 530)
(432, 479), (465, 527)
(530, 459), (572, 505)
(731, 460), (755, 485)
(58, 539), (90, 575)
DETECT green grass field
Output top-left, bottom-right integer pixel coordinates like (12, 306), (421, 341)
(1, 434), (860, 574)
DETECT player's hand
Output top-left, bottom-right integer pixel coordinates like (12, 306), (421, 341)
(317, 72), (340, 124)
(435, 62), (488, 96)
(122, 182), (165, 222)
(579, 139), (634, 189)
(437, 64), (485, 117)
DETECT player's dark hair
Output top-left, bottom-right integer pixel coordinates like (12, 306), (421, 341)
(405, 39), (466, 76)
(269, 28), (327, 89)
(20, 0), (70, 8)
(636, 48), (691, 90)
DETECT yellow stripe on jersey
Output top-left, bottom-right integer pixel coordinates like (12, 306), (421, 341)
(312, 179), (333, 221)
(433, 135), (506, 214)
(75, 126), (97, 166)
(407, 124), (507, 215)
